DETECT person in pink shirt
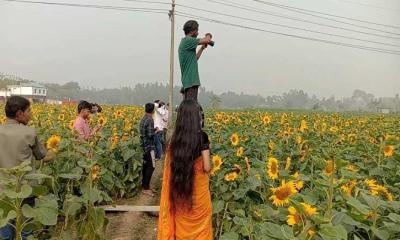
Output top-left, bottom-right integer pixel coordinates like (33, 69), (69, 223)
(73, 101), (101, 140)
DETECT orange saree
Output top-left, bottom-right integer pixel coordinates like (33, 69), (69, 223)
(157, 153), (213, 240)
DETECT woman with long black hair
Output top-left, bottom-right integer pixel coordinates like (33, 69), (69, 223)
(158, 99), (212, 240)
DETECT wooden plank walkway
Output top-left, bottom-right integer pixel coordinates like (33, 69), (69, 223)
(102, 205), (160, 212)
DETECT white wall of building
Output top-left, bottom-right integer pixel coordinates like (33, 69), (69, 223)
(0, 90), (8, 98)
(33, 88), (46, 96)
(7, 85), (46, 97)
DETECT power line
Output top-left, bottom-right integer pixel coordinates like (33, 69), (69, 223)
(173, 4), (400, 48)
(3, 0), (399, 55)
(184, 1), (400, 40)
(249, 0), (400, 32)
(334, 0), (400, 12)
(1, 0), (169, 13)
(205, 0), (400, 40)
(175, 12), (400, 55)
(117, 0), (170, 5)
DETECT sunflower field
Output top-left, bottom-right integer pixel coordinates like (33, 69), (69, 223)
(1, 104), (400, 240)
(207, 111), (400, 240)
(0, 104), (144, 239)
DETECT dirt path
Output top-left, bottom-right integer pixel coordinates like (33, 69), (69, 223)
(106, 160), (163, 240)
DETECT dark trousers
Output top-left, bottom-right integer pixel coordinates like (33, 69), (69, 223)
(142, 150), (155, 190)
(154, 132), (163, 160)
(184, 86), (199, 101)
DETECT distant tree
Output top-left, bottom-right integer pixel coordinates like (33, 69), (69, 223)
(210, 94), (222, 109)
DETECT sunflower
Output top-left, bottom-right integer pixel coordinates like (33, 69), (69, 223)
(341, 183), (353, 197)
(296, 181), (304, 191)
(383, 145), (395, 157)
(244, 157), (251, 173)
(368, 136), (377, 144)
(268, 140), (275, 152)
(47, 135), (61, 152)
(124, 121), (132, 132)
(111, 135), (119, 149)
(288, 127), (295, 134)
(231, 133), (239, 146)
(346, 164), (358, 172)
(58, 114), (65, 121)
(321, 122), (328, 132)
(212, 155), (223, 168)
(280, 113), (288, 124)
(224, 172), (238, 182)
(69, 120), (75, 130)
(270, 180), (297, 207)
(262, 115), (271, 125)
(267, 157), (279, 180)
(98, 116), (107, 126)
(386, 192), (394, 201)
(299, 120), (308, 132)
(307, 229), (316, 237)
(287, 206), (301, 226)
(348, 134), (357, 144)
(364, 179), (394, 200)
(211, 157), (223, 175)
(295, 136), (302, 145)
(300, 151), (306, 162)
(301, 203), (318, 216)
(234, 164), (242, 174)
(121, 133), (129, 142)
(324, 160), (334, 176)
(91, 165), (100, 181)
(330, 126), (339, 133)
(236, 147), (244, 157)
(285, 157), (291, 170)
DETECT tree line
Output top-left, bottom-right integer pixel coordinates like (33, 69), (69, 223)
(1, 75), (399, 112)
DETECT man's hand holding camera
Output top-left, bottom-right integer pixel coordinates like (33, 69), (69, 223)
(197, 33), (214, 60)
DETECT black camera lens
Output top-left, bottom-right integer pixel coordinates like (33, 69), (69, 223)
(208, 41), (215, 47)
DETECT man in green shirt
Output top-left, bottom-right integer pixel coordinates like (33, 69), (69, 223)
(178, 20), (213, 101)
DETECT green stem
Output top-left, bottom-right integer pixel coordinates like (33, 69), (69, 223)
(15, 175), (23, 240)
(218, 202), (230, 239)
(371, 197), (380, 240)
(326, 157), (335, 219)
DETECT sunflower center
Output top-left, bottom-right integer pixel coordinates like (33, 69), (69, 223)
(271, 163), (277, 174)
(275, 186), (291, 200)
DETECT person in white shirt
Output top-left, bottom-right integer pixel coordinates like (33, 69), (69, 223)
(153, 100), (167, 160)
(160, 103), (169, 152)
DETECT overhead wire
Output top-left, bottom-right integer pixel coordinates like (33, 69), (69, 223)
(248, 0), (400, 32)
(172, 3), (400, 48)
(3, 0), (400, 55)
(175, 11), (400, 55)
(1, 0), (169, 14)
(197, 0), (400, 40)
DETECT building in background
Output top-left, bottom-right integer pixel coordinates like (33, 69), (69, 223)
(2, 82), (47, 102)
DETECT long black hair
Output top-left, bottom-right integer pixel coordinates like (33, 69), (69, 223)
(169, 99), (202, 209)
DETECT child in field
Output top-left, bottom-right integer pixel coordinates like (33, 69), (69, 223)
(73, 100), (101, 140)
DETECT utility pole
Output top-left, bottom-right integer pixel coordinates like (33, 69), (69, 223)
(167, 0), (175, 140)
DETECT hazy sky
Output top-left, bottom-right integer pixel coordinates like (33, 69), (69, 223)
(0, 0), (399, 98)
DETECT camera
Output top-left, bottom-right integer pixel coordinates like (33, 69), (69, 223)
(205, 33), (215, 47)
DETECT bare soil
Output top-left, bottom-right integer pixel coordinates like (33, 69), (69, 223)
(106, 160), (163, 240)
